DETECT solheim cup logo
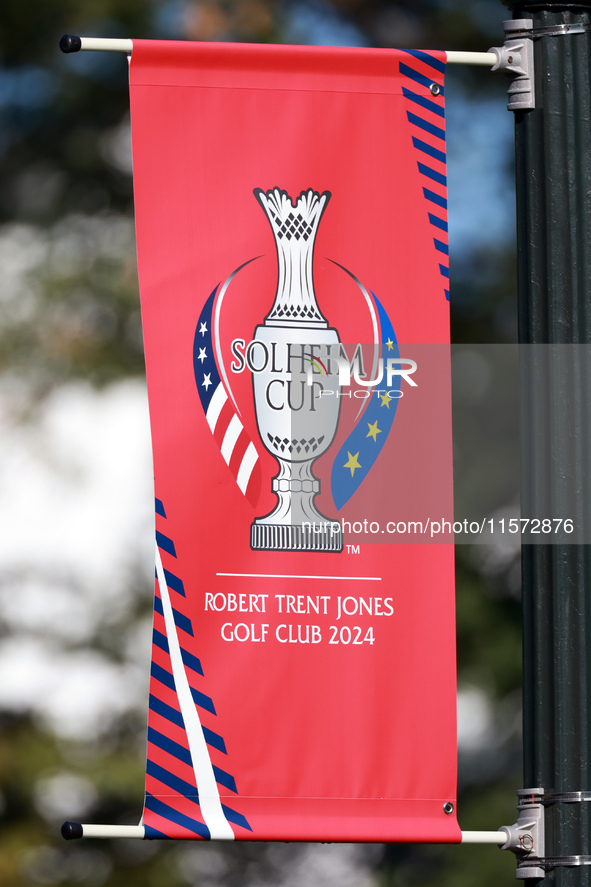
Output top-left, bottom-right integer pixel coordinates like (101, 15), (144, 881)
(250, 188), (342, 552)
(193, 187), (406, 556)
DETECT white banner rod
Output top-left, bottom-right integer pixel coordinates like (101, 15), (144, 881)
(58, 36), (497, 66)
(60, 36), (134, 53)
(62, 822), (146, 839)
(461, 830), (507, 844)
(447, 51), (497, 66)
(61, 820), (507, 843)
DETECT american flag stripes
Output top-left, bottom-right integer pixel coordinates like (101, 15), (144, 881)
(193, 287), (261, 506)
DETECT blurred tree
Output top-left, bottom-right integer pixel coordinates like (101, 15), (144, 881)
(0, 1), (523, 885)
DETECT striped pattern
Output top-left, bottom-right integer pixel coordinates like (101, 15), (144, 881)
(400, 50), (449, 302)
(194, 288), (262, 505)
(142, 498), (252, 839)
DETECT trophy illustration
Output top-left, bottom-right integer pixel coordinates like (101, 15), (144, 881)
(250, 187), (343, 552)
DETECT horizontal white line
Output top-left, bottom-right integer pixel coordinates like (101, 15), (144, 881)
(216, 573), (381, 581)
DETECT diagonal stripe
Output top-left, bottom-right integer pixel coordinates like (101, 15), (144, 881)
(402, 87), (445, 117)
(150, 694), (184, 729)
(418, 162), (447, 186)
(144, 825), (170, 839)
(221, 414), (243, 465)
(163, 568), (185, 597)
(423, 188), (447, 209)
(155, 545), (234, 840)
(206, 383), (228, 433)
(428, 213), (448, 232)
(402, 49), (446, 74)
(439, 264), (450, 278)
(156, 531), (177, 558)
(190, 686), (216, 715)
(148, 726), (192, 766)
(412, 137), (446, 164)
(236, 442), (259, 495)
(173, 609), (193, 636)
(154, 596), (194, 637)
(202, 727), (227, 755)
(213, 766), (238, 794)
(147, 759), (198, 799)
(180, 648), (203, 676)
(222, 804), (253, 832)
(144, 793), (210, 839)
(228, 428), (250, 480)
(399, 62), (445, 95)
(151, 661), (175, 692)
(155, 498), (166, 518)
(407, 112), (445, 141)
(153, 628), (169, 654)
(434, 239), (449, 255)
(150, 693), (226, 754)
(213, 399), (234, 448)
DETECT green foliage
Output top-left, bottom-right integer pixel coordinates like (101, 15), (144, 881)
(456, 561), (521, 697)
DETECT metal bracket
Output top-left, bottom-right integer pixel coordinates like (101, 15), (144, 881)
(500, 788), (545, 880)
(489, 20), (535, 112)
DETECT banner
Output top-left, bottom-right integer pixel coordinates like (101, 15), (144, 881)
(130, 40), (459, 842)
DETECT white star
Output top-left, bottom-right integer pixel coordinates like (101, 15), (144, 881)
(202, 373), (212, 390)
(199, 322), (208, 336)
(197, 347), (207, 363)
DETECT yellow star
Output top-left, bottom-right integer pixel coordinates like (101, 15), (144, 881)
(343, 451), (361, 477)
(386, 338), (394, 351)
(366, 420), (382, 442)
(380, 391), (393, 408)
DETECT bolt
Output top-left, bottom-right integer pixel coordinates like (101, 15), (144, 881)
(430, 83), (441, 96)
(443, 802), (454, 815)
(520, 834), (534, 852)
(507, 55), (514, 64)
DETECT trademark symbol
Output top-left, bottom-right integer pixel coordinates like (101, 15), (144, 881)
(346, 545), (360, 555)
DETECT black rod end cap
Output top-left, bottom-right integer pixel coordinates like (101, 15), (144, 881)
(61, 821), (83, 840)
(59, 35), (82, 53)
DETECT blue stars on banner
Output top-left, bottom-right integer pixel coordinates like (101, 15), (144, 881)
(330, 294), (400, 511)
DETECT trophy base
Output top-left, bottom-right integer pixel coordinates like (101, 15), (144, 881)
(251, 522), (343, 553)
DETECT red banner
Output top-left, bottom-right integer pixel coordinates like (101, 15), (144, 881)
(130, 40), (459, 842)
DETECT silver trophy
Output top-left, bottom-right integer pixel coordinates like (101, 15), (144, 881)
(250, 187), (343, 552)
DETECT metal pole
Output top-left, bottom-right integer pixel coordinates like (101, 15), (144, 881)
(507, 0), (591, 881)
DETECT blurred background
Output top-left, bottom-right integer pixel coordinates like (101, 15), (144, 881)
(0, 1), (523, 884)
